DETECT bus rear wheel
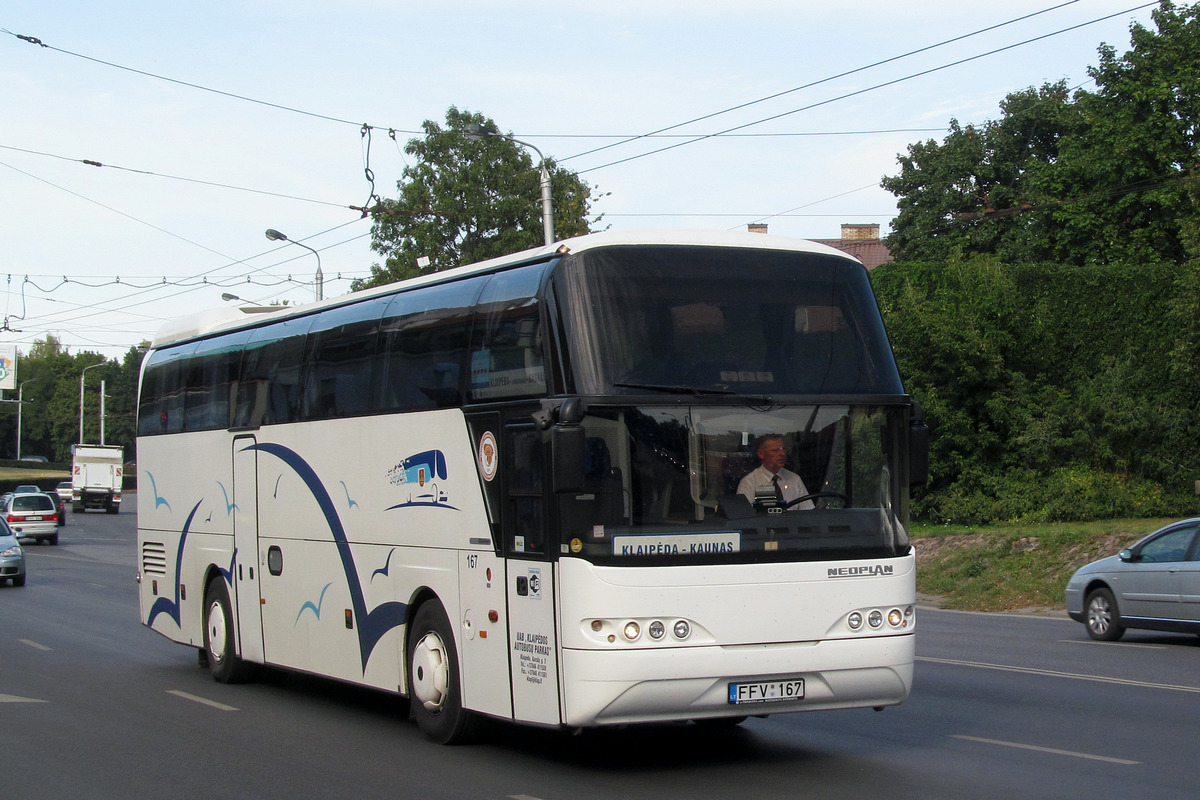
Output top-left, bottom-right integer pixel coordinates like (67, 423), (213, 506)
(407, 601), (483, 744)
(203, 577), (256, 683)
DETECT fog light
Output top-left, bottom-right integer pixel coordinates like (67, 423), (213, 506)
(888, 608), (903, 627)
(868, 610), (883, 628)
(672, 620), (690, 640)
(623, 621), (641, 640)
(591, 620), (603, 632)
(648, 620), (665, 640)
(848, 611), (863, 630)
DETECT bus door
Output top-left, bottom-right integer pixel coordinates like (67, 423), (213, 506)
(503, 423), (561, 725)
(232, 434), (265, 665)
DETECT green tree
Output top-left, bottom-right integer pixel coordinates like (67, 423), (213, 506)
(358, 107), (597, 289)
(883, 1), (1200, 266)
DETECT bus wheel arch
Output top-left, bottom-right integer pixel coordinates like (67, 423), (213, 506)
(405, 596), (483, 744)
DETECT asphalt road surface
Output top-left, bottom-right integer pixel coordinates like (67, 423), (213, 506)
(3, 505), (1198, 800)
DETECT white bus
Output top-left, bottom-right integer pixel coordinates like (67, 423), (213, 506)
(136, 229), (927, 743)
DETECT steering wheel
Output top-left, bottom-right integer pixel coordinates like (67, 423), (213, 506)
(783, 491), (849, 509)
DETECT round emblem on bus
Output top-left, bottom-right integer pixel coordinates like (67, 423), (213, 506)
(478, 431), (498, 482)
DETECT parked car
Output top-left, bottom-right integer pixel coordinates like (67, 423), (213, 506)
(1065, 518), (1200, 641)
(0, 521), (26, 586)
(4, 492), (60, 545)
(18, 455), (48, 462)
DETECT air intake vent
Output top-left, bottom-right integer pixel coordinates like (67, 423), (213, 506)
(141, 541), (167, 575)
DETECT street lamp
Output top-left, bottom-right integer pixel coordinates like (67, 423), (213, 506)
(17, 377), (37, 460)
(463, 123), (554, 247)
(265, 228), (323, 302)
(79, 362), (104, 445)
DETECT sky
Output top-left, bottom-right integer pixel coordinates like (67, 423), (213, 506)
(0, 0), (1163, 361)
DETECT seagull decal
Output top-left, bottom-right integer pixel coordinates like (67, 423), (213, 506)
(217, 481), (239, 515)
(146, 471), (172, 512)
(296, 582), (334, 624)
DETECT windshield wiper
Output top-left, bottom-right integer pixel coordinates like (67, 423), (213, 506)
(613, 381), (734, 396)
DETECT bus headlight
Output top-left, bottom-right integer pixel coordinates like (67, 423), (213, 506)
(847, 611), (863, 630)
(623, 621), (641, 641)
(888, 608), (904, 627)
(672, 620), (690, 640)
(868, 610), (883, 628)
(648, 620), (665, 640)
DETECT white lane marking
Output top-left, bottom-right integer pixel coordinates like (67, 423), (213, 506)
(509, 796), (544, 800)
(918, 656), (1200, 693)
(952, 735), (1140, 765)
(0, 693), (48, 703)
(18, 638), (51, 651)
(166, 690), (238, 711)
(1058, 639), (1167, 650)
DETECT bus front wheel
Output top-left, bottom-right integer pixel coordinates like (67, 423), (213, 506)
(203, 577), (256, 683)
(407, 601), (483, 744)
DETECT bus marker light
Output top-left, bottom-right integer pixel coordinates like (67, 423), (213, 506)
(591, 620), (603, 632)
(488, 609), (499, 622)
(345, 609), (354, 629)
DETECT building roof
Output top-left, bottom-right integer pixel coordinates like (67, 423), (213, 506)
(810, 237), (894, 270)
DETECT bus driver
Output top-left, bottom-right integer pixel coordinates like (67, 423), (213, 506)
(737, 434), (814, 510)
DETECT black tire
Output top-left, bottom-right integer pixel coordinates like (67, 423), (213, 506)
(1085, 587), (1125, 641)
(407, 601), (483, 744)
(13, 573), (26, 587)
(48, 532), (58, 546)
(106, 504), (119, 514)
(203, 576), (256, 683)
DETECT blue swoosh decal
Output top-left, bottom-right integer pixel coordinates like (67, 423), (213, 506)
(244, 442), (408, 672)
(371, 549), (395, 581)
(146, 500), (203, 628)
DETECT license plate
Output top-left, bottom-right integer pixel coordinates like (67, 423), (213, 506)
(728, 679), (805, 704)
(25, 516), (43, 521)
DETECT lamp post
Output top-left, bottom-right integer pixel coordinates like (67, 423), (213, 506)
(463, 123), (554, 247)
(79, 362), (103, 445)
(17, 377), (37, 460)
(265, 228), (323, 301)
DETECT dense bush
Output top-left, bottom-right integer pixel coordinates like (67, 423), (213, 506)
(872, 256), (1200, 524)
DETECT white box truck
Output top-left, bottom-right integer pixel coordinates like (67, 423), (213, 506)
(72, 445), (124, 514)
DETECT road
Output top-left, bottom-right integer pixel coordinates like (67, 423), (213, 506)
(3, 506), (1198, 800)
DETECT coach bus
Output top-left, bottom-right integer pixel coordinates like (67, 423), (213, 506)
(136, 229), (926, 743)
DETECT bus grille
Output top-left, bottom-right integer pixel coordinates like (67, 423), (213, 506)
(141, 542), (168, 575)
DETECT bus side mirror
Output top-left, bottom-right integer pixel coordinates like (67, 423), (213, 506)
(551, 397), (586, 494)
(908, 400), (929, 487)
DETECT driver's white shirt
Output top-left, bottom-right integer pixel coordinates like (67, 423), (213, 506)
(736, 466), (814, 510)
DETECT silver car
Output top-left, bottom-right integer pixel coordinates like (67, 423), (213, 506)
(4, 492), (60, 546)
(0, 522), (26, 586)
(1065, 518), (1200, 641)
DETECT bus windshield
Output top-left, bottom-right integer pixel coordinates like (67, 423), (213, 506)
(558, 402), (910, 566)
(551, 244), (903, 397)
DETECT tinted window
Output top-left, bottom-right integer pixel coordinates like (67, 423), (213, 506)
(302, 296), (390, 420)
(236, 316), (315, 427)
(375, 278), (484, 412)
(184, 329), (252, 431)
(468, 265), (548, 402)
(138, 343), (195, 435)
(552, 246), (903, 396)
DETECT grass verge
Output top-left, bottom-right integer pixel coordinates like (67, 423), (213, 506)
(911, 518), (1178, 612)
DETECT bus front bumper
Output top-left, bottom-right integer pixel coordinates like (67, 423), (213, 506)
(560, 632), (914, 727)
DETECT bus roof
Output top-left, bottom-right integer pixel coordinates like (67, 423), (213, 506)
(150, 229), (861, 350)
